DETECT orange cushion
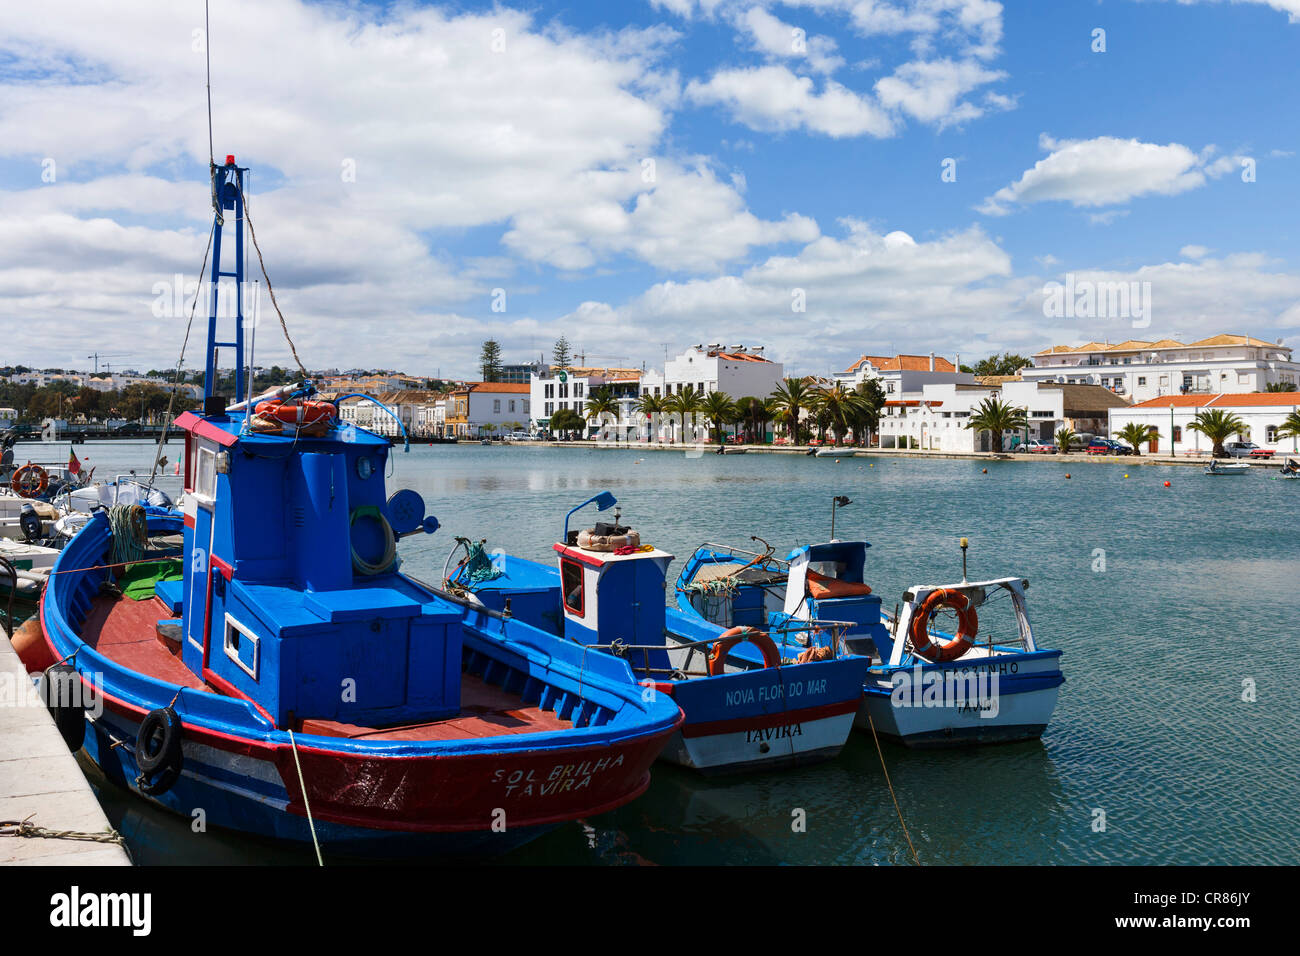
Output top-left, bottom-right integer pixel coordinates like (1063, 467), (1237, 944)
(806, 569), (872, 599)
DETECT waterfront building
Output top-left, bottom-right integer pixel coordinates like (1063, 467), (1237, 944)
(529, 365), (642, 435)
(833, 352), (974, 396)
(639, 345), (783, 402)
(1023, 334), (1298, 402)
(877, 381), (1130, 452)
(1107, 391), (1300, 455)
(445, 382), (531, 437)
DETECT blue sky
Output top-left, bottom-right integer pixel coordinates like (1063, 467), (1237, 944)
(1, 0), (1298, 379)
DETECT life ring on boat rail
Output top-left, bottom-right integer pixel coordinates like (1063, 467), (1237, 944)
(350, 505), (397, 576)
(908, 588), (978, 663)
(577, 527), (640, 552)
(252, 398), (338, 434)
(11, 463), (49, 498)
(707, 626), (782, 676)
(135, 706), (184, 796)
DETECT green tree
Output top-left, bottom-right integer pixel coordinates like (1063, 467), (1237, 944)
(1188, 409), (1247, 458)
(851, 379), (886, 445)
(479, 340), (504, 382)
(1265, 382), (1298, 392)
(770, 377), (813, 445)
(811, 382), (866, 445)
(1055, 427), (1077, 455)
(701, 390), (738, 445)
(549, 406), (585, 438)
(970, 353), (1034, 377)
(966, 397), (1029, 451)
(583, 386), (619, 437)
(664, 385), (706, 442)
(1276, 410), (1300, 441)
(1115, 422), (1156, 456)
(552, 335), (572, 370)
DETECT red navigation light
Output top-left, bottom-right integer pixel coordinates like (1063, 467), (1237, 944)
(226, 154), (236, 166)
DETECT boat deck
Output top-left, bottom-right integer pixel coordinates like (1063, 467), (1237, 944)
(81, 592), (573, 741)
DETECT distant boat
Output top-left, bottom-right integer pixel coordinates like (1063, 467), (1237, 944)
(1205, 460), (1250, 476)
(0, 537), (58, 603)
(815, 448), (855, 457)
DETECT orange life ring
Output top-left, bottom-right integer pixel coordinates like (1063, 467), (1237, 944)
(909, 588), (978, 663)
(707, 626), (781, 676)
(11, 463), (49, 498)
(254, 399), (337, 428)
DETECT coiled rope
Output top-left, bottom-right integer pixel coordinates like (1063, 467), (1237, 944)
(107, 504), (149, 566)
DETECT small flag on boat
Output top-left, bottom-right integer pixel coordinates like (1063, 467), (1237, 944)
(68, 449), (81, 475)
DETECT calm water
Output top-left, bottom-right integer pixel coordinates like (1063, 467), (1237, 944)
(22, 440), (1300, 865)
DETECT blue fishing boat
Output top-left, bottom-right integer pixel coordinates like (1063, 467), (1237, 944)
(444, 495), (870, 775)
(676, 535), (1065, 747)
(20, 157), (680, 858)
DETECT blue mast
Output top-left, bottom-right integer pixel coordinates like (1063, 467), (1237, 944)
(204, 155), (247, 403)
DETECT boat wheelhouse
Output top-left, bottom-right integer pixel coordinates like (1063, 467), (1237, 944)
(447, 496), (869, 775)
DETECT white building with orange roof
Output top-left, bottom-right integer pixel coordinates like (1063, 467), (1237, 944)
(1108, 391), (1300, 456)
(833, 352), (974, 396)
(1023, 334), (1298, 403)
(444, 381), (531, 438)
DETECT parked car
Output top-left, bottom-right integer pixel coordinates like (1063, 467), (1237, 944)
(1086, 438), (1133, 455)
(1224, 441), (1274, 459)
(1022, 439), (1056, 454)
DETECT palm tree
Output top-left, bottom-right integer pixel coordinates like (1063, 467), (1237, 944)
(1265, 382), (1298, 392)
(635, 392), (665, 441)
(1276, 410), (1300, 441)
(584, 386), (619, 431)
(1114, 422), (1155, 456)
(812, 382), (866, 446)
(852, 379), (886, 446)
(664, 385), (706, 442)
(701, 391), (738, 445)
(1188, 408), (1247, 458)
(965, 397), (1029, 452)
(770, 377), (813, 445)
(1055, 427), (1077, 455)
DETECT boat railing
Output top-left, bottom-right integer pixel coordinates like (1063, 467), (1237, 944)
(692, 541), (790, 572)
(576, 618), (859, 679)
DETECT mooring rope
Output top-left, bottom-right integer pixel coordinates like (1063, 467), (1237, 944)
(286, 729), (323, 867)
(865, 712), (921, 866)
(107, 505), (149, 566)
(0, 814), (126, 847)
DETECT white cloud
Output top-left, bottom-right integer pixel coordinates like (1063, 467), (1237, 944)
(874, 57), (1008, 127)
(687, 65), (896, 137)
(738, 6), (845, 74)
(1180, 245), (1212, 259)
(978, 135), (1239, 216)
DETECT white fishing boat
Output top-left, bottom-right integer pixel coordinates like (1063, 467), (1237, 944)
(814, 447), (856, 457)
(0, 492), (63, 542)
(0, 536), (60, 602)
(1205, 459), (1251, 476)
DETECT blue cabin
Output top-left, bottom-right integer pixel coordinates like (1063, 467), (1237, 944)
(175, 411), (461, 728)
(774, 541), (894, 660)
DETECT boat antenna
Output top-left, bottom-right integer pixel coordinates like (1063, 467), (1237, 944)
(960, 537), (969, 583)
(205, 0), (215, 168)
(830, 495), (851, 539)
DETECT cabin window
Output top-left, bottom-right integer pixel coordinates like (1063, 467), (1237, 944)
(223, 613), (260, 680)
(194, 443), (217, 503)
(561, 559), (585, 617)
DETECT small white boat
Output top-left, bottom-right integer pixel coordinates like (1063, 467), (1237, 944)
(0, 493), (63, 542)
(0, 536), (60, 602)
(814, 447), (856, 458)
(1205, 460), (1251, 476)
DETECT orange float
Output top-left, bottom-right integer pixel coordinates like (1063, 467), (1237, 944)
(707, 626), (781, 676)
(908, 588), (979, 663)
(10, 463), (49, 498)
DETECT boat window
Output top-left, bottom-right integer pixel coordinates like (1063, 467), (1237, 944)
(194, 444), (217, 503)
(561, 559), (585, 617)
